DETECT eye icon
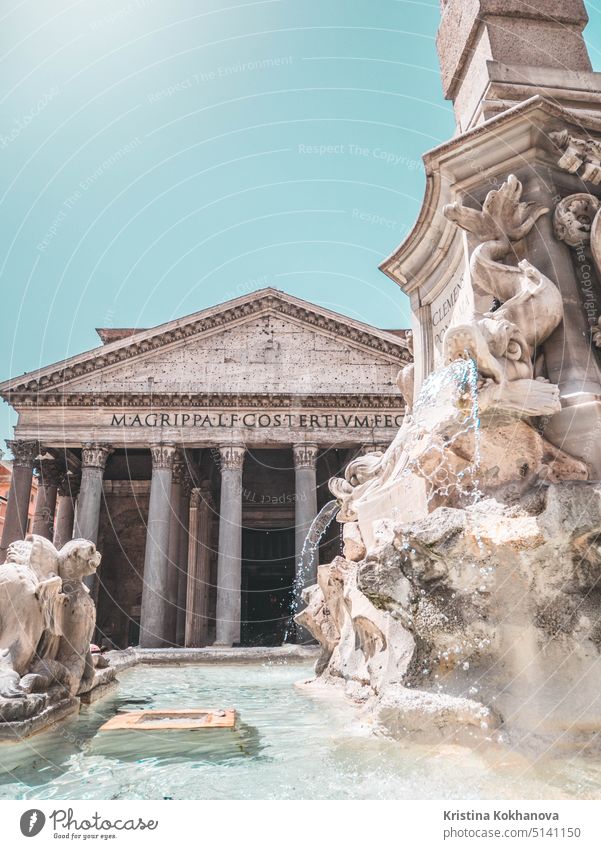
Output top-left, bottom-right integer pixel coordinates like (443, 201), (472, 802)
(20, 810), (46, 837)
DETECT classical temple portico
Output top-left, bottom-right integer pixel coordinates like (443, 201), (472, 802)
(0, 289), (411, 647)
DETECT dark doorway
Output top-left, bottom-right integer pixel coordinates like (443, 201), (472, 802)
(241, 527), (295, 646)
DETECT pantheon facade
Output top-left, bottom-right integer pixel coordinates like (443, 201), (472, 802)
(0, 289), (410, 648)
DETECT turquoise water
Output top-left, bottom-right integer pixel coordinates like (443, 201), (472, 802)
(0, 662), (600, 800)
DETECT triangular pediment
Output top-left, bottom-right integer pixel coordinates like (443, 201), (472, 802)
(1, 289), (410, 403)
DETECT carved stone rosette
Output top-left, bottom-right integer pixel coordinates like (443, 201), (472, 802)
(219, 444), (245, 472)
(553, 193), (601, 247)
(6, 439), (39, 468)
(81, 443), (113, 471)
(293, 443), (319, 469)
(149, 444), (177, 470)
(552, 193), (601, 350)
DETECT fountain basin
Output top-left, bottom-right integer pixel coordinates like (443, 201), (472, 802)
(1, 660), (601, 799)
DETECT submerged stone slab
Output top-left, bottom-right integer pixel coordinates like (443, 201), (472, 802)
(100, 708), (236, 731)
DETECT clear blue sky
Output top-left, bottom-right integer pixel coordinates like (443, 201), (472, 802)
(2, 0), (601, 445)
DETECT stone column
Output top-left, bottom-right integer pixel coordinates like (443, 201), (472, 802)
(214, 444), (245, 647)
(0, 440), (38, 563)
(185, 488), (201, 646)
(165, 452), (185, 645)
(176, 474), (192, 646)
(186, 486), (213, 647)
(293, 443), (319, 597)
(73, 443), (113, 543)
(31, 458), (61, 540)
(140, 444), (176, 649)
(53, 472), (80, 550)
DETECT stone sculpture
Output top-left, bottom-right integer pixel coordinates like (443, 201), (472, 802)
(552, 190), (601, 350)
(306, 174), (601, 743)
(0, 535), (114, 728)
(550, 129), (601, 185)
(298, 484), (601, 743)
(442, 175), (563, 415)
(329, 175), (581, 529)
(553, 192), (600, 247)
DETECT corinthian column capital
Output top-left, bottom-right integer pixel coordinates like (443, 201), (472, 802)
(81, 442), (113, 470)
(293, 443), (318, 469)
(35, 458), (62, 488)
(58, 472), (80, 499)
(150, 443), (177, 470)
(180, 474), (194, 497)
(172, 450), (189, 485)
(219, 444), (245, 472)
(191, 482), (213, 508)
(6, 440), (39, 468)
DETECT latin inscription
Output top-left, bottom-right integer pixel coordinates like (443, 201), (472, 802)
(433, 276), (464, 346)
(110, 412), (404, 429)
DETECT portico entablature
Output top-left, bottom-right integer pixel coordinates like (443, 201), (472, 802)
(12, 399), (404, 449)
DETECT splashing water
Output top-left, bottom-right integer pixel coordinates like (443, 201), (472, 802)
(285, 499), (339, 642)
(286, 358), (482, 641)
(407, 356), (482, 506)
(414, 357), (480, 426)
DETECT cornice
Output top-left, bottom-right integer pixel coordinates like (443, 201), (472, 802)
(8, 391), (406, 410)
(379, 95), (601, 294)
(0, 292), (411, 398)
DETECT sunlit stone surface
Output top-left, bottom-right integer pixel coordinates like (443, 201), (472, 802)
(0, 536), (116, 739)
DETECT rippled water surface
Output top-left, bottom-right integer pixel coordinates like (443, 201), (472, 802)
(1, 662), (601, 800)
